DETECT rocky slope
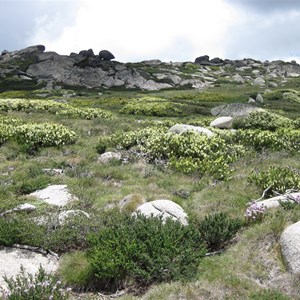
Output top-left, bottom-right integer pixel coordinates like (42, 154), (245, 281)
(1, 45), (300, 91)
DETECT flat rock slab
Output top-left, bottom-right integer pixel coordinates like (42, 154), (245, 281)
(30, 184), (76, 206)
(211, 103), (264, 117)
(136, 199), (188, 225)
(280, 220), (300, 274)
(257, 193), (300, 209)
(0, 247), (59, 289)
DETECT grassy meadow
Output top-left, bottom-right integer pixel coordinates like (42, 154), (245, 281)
(1, 81), (300, 299)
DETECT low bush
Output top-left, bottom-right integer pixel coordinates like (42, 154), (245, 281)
(107, 127), (245, 179)
(249, 166), (300, 195)
(87, 212), (206, 291)
(233, 111), (294, 131)
(197, 212), (243, 251)
(233, 129), (300, 151)
(1, 266), (71, 300)
(120, 101), (183, 117)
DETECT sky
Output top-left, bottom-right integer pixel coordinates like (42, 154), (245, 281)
(1, 0), (300, 63)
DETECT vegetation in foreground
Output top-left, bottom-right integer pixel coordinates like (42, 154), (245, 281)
(0, 82), (300, 299)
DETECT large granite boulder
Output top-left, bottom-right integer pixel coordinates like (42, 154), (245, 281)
(280, 220), (300, 274)
(99, 50), (115, 61)
(135, 200), (188, 225)
(211, 103), (264, 118)
(210, 116), (233, 129)
(195, 55), (210, 65)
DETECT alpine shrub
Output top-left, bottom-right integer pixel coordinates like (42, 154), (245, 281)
(198, 212), (243, 251)
(87, 212), (206, 291)
(249, 166), (300, 195)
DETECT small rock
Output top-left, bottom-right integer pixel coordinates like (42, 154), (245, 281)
(248, 97), (256, 104)
(98, 152), (121, 164)
(14, 203), (36, 212)
(253, 77), (266, 86)
(135, 199), (188, 225)
(210, 116), (233, 129)
(268, 82), (278, 88)
(232, 74), (245, 84)
(58, 210), (90, 225)
(169, 124), (214, 137)
(42, 168), (64, 176)
(211, 103), (264, 117)
(256, 93), (264, 104)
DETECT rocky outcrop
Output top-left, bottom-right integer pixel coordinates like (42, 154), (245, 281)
(1, 45), (300, 91)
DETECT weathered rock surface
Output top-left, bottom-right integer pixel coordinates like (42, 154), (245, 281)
(257, 192), (300, 209)
(1, 45), (300, 91)
(211, 103), (264, 117)
(169, 124), (214, 137)
(210, 116), (233, 129)
(29, 184), (76, 206)
(135, 199), (188, 225)
(0, 247), (58, 290)
(280, 220), (300, 274)
(98, 152), (122, 164)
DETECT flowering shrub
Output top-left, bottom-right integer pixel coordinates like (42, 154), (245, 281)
(1, 266), (71, 300)
(0, 98), (113, 120)
(106, 127), (245, 179)
(15, 123), (76, 148)
(233, 111), (294, 131)
(233, 129), (300, 151)
(244, 202), (266, 222)
(56, 107), (113, 120)
(249, 166), (300, 195)
(121, 101), (183, 117)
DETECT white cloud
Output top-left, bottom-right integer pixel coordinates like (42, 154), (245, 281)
(28, 0), (239, 62)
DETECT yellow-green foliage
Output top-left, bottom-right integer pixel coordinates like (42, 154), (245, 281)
(108, 127), (245, 179)
(0, 98), (113, 120)
(121, 100), (183, 117)
(233, 111), (294, 131)
(15, 123), (76, 147)
(249, 166), (300, 194)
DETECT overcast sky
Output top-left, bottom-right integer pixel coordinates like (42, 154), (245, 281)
(1, 0), (300, 62)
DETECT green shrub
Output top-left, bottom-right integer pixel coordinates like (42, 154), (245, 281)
(87, 212), (206, 291)
(249, 166), (300, 195)
(120, 101), (183, 117)
(15, 176), (50, 195)
(233, 111), (293, 131)
(197, 212), (243, 251)
(233, 129), (300, 151)
(2, 265), (71, 300)
(14, 123), (76, 149)
(109, 127), (245, 179)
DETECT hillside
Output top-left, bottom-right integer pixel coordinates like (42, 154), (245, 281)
(0, 46), (300, 300)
